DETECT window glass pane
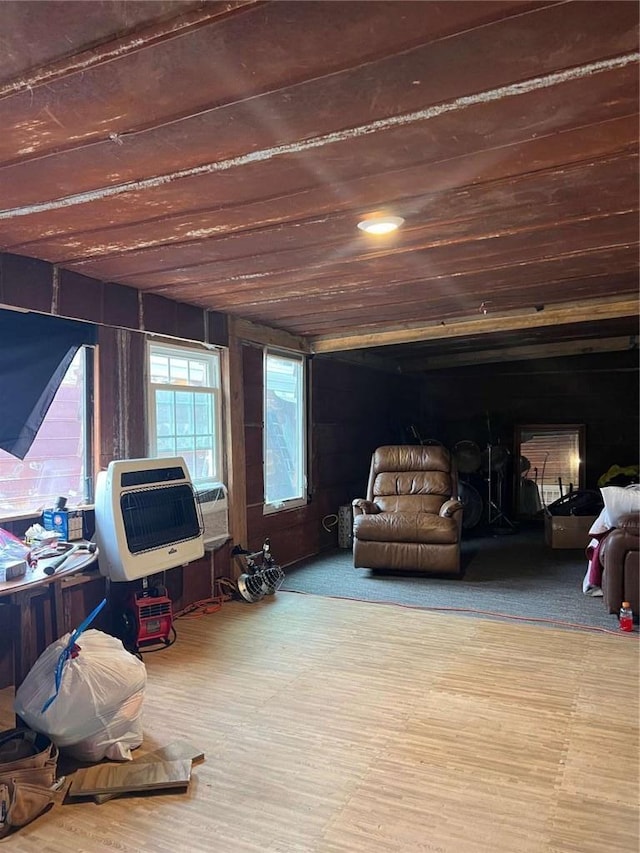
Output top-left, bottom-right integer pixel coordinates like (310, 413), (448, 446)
(155, 390), (175, 435)
(157, 436), (175, 454)
(175, 392), (195, 435)
(518, 428), (583, 509)
(264, 352), (305, 505)
(168, 356), (189, 386)
(194, 397), (212, 434)
(0, 348), (89, 515)
(188, 360), (209, 387)
(149, 354), (169, 384)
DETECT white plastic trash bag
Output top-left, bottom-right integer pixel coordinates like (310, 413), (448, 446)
(14, 627), (146, 760)
(64, 689), (146, 762)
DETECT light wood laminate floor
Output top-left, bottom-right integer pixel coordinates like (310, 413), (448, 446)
(1, 592), (638, 852)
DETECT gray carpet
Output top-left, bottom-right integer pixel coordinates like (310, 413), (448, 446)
(281, 526), (622, 633)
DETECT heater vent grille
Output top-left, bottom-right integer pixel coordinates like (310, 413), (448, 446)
(138, 600), (172, 618)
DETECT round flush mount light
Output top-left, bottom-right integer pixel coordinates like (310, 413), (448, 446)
(357, 214), (405, 235)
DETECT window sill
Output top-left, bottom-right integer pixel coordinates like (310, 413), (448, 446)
(0, 504), (94, 526)
(263, 499), (307, 515)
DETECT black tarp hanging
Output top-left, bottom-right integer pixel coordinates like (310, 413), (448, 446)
(0, 311), (97, 460)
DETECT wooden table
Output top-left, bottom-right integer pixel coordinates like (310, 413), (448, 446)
(0, 545), (99, 690)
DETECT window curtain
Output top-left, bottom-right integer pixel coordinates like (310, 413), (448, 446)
(0, 311), (97, 459)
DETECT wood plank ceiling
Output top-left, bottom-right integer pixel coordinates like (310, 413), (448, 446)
(0, 0), (638, 368)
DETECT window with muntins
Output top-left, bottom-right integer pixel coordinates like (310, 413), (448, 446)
(147, 342), (223, 487)
(264, 349), (307, 511)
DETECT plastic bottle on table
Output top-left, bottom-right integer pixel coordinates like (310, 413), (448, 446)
(619, 601), (633, 632)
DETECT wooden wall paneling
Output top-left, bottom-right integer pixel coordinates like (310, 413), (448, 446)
(58, 575), (109, 636)
(0, 608), (13, 688)
(418, 350), (639, 503)
(311, 357), (405, 497)
(211, 541), (232, 590)
(207, 310), (229, 347)
(102, 281), (140, 329)
(223, 322), (247, 574)
(244, 421), (263, 466)
(244, 399), (264, 509)
(241, 342), (264, 553)
(175, 300), (207, 343)
(163, 567), (184, 612)
(249, 509), (320, 568)
(245, 461), (264, 508)
(58, 268), (104, 323)
(96, 326), (147, 469)
(141, 293), (175, 337)
(181, 556), (214, 607)
(0, 252), (213, 338)
(241, 344), (264, 421)
(0, 253), (53, 313)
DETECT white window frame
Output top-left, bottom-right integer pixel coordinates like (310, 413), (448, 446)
(263, 347), (307, 514)
(147, 340), (224, 488)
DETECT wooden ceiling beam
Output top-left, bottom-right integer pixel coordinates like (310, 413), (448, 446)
(109, 232), (640, 305)
(400, 335), (638, 372)
(232, 318), (309, 354)
(9, 115), (637, 263)
(1, 53), (637, 226)
(309, 297), (639, 354)
(0, 2), (259, 101)
(79, 187), (638, 289)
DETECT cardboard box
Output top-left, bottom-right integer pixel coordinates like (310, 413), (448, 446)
(42, 508), (84, 541)
(544, 513), (597, 549)
(0, 559), (27, 582)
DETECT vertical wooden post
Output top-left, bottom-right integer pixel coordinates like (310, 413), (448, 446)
(223, 318), (247, 578)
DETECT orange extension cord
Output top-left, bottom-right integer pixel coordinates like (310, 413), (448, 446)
(173, 595), (228, 619)
(173, 579), (237, 619)
(282, 589), (639, 637)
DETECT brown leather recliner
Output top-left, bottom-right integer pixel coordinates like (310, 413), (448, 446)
(600, 512), (640, 618)
(352, 445), (463, 574)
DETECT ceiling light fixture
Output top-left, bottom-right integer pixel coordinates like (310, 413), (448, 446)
(357, 214), (404, 235)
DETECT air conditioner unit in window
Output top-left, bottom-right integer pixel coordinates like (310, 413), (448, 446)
(196, 483), (229, 548)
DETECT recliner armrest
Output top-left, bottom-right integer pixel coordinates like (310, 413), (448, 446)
(352, 498), (380, 517)
(440, 499), (464, 518)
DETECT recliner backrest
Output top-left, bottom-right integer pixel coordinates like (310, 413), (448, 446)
(366, 445), (457, 512)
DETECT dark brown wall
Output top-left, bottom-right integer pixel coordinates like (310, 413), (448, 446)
(0, 253), (229, 346)
(243, 350), (420, 566)
(414, 349), (639, 507)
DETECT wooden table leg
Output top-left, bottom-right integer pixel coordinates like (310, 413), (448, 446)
(12, 591), (32, 691)
(11, 587), (48, 691)
(50, 579), (65, 639)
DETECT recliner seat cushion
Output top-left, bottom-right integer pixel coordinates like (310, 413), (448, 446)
(376, 494), (445, 514)
(354, 511), (458, 545)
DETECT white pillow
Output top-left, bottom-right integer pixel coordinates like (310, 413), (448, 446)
(600, 485), (640, 528)
(589, 507), (610, 536)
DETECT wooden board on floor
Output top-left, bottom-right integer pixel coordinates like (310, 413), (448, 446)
(94, 740), (204, 803)
(67, 757), (192, 797)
